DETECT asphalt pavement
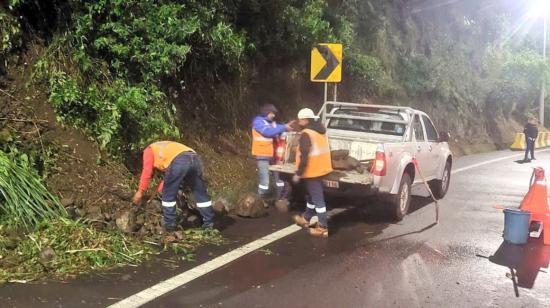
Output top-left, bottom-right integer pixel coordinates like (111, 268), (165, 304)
(2, 149), (550, 307)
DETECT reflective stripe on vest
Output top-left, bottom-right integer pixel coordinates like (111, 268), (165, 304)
(251, 120), (276, 157)
(150, 141), (195, 171)
(295, 129), (333, 178)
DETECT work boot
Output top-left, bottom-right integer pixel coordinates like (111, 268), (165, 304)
(201, 222), (214, 229)
(165, 224), (177, 232)
(308, 225), (329, 238)
(292, 214), (311, 228)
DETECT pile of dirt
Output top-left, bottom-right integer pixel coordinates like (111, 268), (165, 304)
(0, 47), (256, 237)
(0, 49), (159, 234)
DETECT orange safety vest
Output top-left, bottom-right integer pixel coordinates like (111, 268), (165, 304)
(251, 121), (277, 157)
(295, 129), (332, 178)
(150, 141), (195, 171)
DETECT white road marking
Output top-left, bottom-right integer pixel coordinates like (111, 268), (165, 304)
(110, 149), (548, 307)
(451, 149), (550, 175)
(108, 208), (346, 308)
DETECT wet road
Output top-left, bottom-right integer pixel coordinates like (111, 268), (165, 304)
(2, 149), (550, 307)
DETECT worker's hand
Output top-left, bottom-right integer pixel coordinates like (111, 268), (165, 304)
(292, 174), (301, 184)
(132, 190), (143, 205)
(285, 120), (297, 131)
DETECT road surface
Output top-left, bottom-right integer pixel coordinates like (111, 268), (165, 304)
(2, 149), (550, 307)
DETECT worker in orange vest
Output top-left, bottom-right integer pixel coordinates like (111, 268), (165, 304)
(132, 141), (215, 231)
(251, 104), (294, 202)
(292, 108), (332, 237)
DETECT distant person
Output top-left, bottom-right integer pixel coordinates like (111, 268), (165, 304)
(292, 108), (333, 237)
(251, 104), (293, 202)
(132, 141), (215, 231)
(523, 117), (539, 162)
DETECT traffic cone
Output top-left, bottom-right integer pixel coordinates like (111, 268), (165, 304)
(519, 167), (550, 222)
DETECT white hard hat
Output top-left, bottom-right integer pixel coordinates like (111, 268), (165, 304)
(297, 108), (319, 120)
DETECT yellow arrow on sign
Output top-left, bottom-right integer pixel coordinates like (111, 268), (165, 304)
(310, 43), (342, 82)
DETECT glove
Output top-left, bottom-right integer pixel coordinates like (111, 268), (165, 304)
(292, 174), (301, 184)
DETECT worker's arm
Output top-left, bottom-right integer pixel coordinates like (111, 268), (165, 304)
(253, 117), (286, 138)
(133, 147), (154, 204)
(138, 147), (154, 191)
(295, 133), (311, 177)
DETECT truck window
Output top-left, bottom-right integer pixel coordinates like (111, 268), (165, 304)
(327, 109), (406, 136)
(413, 115), (425, 142)
(422, 115), (439, 142)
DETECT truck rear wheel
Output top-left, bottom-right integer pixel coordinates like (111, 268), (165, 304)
(390, 173), (411, 221)
(429, 161), (451, 199)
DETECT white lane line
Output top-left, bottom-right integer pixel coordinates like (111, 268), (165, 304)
(451, 149), (550, 175)
(109, 208), (347, 308)
(110, 149), (547, 307)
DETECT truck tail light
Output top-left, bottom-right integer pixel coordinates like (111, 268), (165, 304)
(372, 147), (386, 176)
(275, 139), (286, 162)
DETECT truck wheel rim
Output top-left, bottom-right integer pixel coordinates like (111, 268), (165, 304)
(400, 183), (409, 212)
(442, 167), (449, 192)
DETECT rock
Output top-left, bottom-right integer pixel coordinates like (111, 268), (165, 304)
(275, 199), (290, 213)
(174, 231), (184, 240)
(136, 214), (145, 226)
(187, 215), (202, 228)
(121, 274), (132, 281)
(39, 247), (56, 265)
(331, 149), (349, 160)
(75, 208), (86, 218)
(65, 206), (77, 219)
(213, 198), (229, 215)
(164, 235), (177, 244)
(60, 198), (74, 207)
(116, 210), (137, 233)
(4, 235), (19, 249)
(235, 193), (267, 218)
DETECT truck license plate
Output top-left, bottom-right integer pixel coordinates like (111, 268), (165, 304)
(323, 180), (339, 188)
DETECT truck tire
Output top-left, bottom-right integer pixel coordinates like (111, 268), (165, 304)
(429, 161), (451, 199)
(391, 172), (412, 221)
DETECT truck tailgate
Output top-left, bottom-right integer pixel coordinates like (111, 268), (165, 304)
(269, 163), (374, 185)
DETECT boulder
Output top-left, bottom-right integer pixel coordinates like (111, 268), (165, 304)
(235, 193), (267, 218)
(213, 198), (230, 214)
(60, 198), (74, 207)
(39, 247), (56, 266)
(187, 215), (202, 228)
(275, 199), (290, 213)
(115, 210), (137, 233)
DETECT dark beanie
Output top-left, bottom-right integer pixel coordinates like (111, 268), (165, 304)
(260, 104), (278, 116)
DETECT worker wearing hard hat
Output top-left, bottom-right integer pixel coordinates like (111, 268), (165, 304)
(132, 141), (215, 231)
(251, 104), (294, 202)
(292, 108), (332, 237)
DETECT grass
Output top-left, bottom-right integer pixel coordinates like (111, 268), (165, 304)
(0, 218), (152, 282)
(0, 219), (227, 282)
(0, 150), (67, 229)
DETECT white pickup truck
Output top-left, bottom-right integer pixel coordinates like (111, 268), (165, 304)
(270, 101), (453, 220)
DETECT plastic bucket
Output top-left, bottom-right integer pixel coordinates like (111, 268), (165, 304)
(503, 209), (531, 244)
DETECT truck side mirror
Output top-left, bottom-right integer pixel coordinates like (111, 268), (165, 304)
(438, 131), (450, 143)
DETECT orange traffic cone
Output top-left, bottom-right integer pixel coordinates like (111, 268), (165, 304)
(519, 167), (550, 222)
